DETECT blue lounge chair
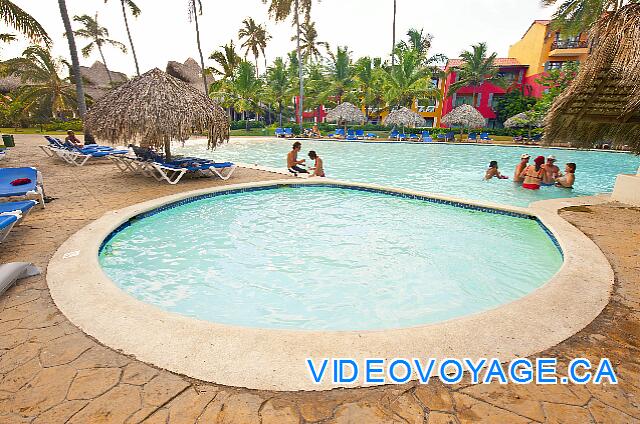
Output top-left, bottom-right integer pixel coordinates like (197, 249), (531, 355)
(274, 128), (285, 137)
(42, 136), (128, 166)
(436, 133), (446, 141)
(355, 129), (365, 139)
(530, 134), (542, 143)
(480, 132), (492, 141)
(421, 131), (433, 142)
(445, 132), (455, 142)
(0, 215), (18, 243)
(467, 132), (477, 142)
(390, 130), (399, 140)
(366, 133), (378, 139)
(346, 130), (357, 141)
(0, 167), (45, 207)
(0, 200), (38, 220)
(284, 128), (294, 137)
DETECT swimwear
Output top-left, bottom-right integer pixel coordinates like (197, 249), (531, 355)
(289, 165), (308, 174)
(522, 183), (540, 190)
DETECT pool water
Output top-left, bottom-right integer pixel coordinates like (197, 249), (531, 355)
(176, 139), (638, 207)
(100, 186), (563, 331)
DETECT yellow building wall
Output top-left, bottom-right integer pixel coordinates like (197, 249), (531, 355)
(508, 22), (549, 77)
(510, 22), (590, 77)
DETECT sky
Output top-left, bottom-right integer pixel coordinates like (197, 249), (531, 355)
(6, 0), (555, 78)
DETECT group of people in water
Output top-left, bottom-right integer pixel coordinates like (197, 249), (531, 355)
(287, 141), (325, 177)
(485, 154), (576, 189)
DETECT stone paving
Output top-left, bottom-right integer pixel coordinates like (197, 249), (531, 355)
(0, 135), (639, 423)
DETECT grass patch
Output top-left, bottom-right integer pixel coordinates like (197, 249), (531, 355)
(1, 128), (68, 135)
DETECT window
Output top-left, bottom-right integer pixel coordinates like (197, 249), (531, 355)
(497, 72), (516, 83)
(545, 60), (578, 71)
(454, 95), (473, 107)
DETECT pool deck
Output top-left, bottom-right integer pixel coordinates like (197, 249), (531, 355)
(1, 135), (639, 423)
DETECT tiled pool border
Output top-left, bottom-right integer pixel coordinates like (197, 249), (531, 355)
(48, 179), (614, 391)
(98, 182), (563, 257)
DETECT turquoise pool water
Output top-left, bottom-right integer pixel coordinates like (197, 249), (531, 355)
(176, 139), (638, 207)
(100, 186), (563, 331)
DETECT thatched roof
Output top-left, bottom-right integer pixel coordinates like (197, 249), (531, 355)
(325, 102), (365, 123)
(441, 104), (486, 128)
(80, 62), (128, 100)
(544, 4), (640, 153)
(166, 58), (205, 93)
(85, 68), (229, 155)
(504, 111), (542, 128)
(383, 107), (426, 127)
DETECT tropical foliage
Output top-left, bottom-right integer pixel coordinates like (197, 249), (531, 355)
(72, 14), (127, 84)
(238, 18), (271, 74)
(0, 45), (84, 119)
(0, 0), (50, 46)
(447, 42), (505, 105)
(542, 0), (639, 34)
(494, 90), (537, 124)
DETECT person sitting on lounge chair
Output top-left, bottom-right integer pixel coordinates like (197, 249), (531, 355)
(65, 130), (83, 148)
(308, 150), (325, 177)
(287, 142), (308, 175)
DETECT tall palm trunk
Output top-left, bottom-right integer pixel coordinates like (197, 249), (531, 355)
(192, 3), (208, 94)
(97, 44), (114, 84)
(58, 0), (87, 118)
(295, 0), (303, 131)
(391, 0), (397, 65)
(279, 102), (283, 128)
(120, 0), (140, 76)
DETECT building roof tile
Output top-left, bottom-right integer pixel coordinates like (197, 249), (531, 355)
(446, 58), (525, 68)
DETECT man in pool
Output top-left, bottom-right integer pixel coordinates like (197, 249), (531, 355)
(287, 141), (308, 175)
(542, 155), (560, 185)
(555, 162), (576, 188)
(513, 154), (530, 183)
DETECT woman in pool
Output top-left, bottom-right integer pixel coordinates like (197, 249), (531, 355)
(484, 161), (508, 180)
(555, 163), (576, 188)
(520, 155), (546, 190)
(308, 150), (325, 177)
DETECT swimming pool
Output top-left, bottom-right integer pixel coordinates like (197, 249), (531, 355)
(175, 139), (638, 207)
(99, 185), (563, 331)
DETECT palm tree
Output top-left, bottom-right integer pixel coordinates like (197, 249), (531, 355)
(264, 57), (289, 127)
(0, 0), (50, 46)
(263, 0), (312, 130)
(542, 0), (637, 35)
(188, 0), (208, 93)
(209, 40), (241, 80)
(238, 18), (271, 75)
(104, 0), (142, 76)
(295, 18), (329, 62)
(73, 14), (127, 85)
(214, 61), (261, 130)
(58, 0), (87, 118)
(1, 45), (83, 118)
(391, 0), (397, 65)
(354, 56), (385, 121)
(321, 46), (355, 104)
(398, 28), (431, 58)
(447, 42), (505, 107)
(382, 48), (441, 109)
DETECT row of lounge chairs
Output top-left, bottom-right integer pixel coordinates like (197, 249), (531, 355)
(0, 167), (43, 243)
(41, 136), (237, 185)
(273, 127), (496, 143)
(327, 129), (378, 140)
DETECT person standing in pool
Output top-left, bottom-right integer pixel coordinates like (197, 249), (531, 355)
(542, 155), (560, 185)
(308, 151), (325, 177)
(287, 141), (308, 175)
(521, 156), (546, 190)
(513, 154), (530, 183)
(555, 163), (576, 188)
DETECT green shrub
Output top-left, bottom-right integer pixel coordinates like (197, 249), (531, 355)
(230, 120), (266, 130)
(43, 119), (84, 132)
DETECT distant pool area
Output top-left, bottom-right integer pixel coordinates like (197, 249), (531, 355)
(176, 139), (638, 207)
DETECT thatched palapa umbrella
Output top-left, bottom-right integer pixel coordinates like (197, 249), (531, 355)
(441, 104), (486, 132)
(504, 111), (542, 139)
(325, 102), (366, 133)
(544, 4), (640, 153)
(85, 68), (229, 159)
(383, 107), (426, 133)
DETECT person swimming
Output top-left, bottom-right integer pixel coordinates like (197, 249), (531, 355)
(485, 160), (508, 180)
(521, 155), (546, 190)
(513, 154), (530, 183)
(308, 150), (325, 177)
(555, 162), (576, 188)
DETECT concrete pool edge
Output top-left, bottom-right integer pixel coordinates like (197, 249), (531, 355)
(47, 179), (614, 391)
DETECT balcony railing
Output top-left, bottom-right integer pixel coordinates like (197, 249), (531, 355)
(551, 40), (589, 50)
